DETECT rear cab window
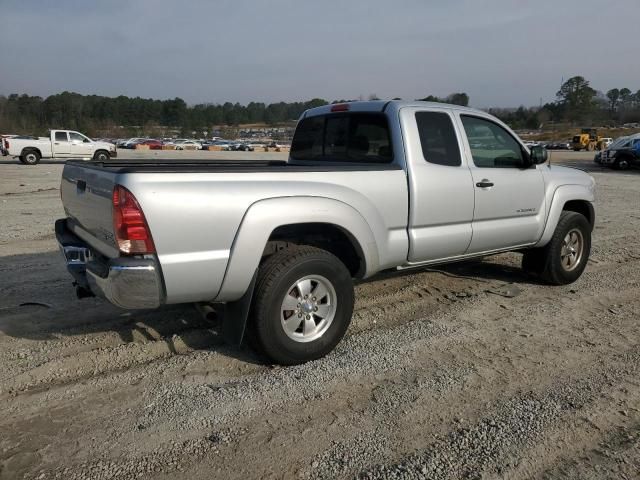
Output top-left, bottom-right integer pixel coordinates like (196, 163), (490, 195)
(55, 131), (68, 142)
(291, 113), (393, 163)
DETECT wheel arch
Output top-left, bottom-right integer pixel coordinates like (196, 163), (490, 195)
(563, 199), (595, 229)
(93, 149), (110, 159)
(214, 196), (378, 303)
(265, 222), (366, 278)
(21, 147), (42, 158)
(535, 185), (595, 247)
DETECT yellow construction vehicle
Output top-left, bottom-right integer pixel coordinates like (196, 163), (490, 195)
(572, 128), (605, 151)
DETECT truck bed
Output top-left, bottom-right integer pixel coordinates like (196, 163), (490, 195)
(60, 158), (408, 304)
(66, 159), (402, 173)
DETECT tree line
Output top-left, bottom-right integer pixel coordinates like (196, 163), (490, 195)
(0, 92), (331, 137)
(0, 91), (472, 137)
(489, 76), (640, 130)
(1, 77), (638, 136)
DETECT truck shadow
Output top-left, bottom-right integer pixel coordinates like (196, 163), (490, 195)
(0, 250), (543, 366)
(363, 254), (542, 287)
(0, 158), (71, 165)
(0, 251), (265, 365)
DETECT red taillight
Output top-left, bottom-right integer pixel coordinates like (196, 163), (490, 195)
(112, 185), (155, 254)
(330, 103), (350, 112)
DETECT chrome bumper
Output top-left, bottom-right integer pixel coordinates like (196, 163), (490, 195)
(56, 219), (163, 309)
(85, 260), (162, 309)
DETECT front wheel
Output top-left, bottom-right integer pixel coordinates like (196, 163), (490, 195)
(250, 245), (354, 365)
(93, 150), (110, 162)
(522, 211), (591, 285)
(613, 158), (631, 170)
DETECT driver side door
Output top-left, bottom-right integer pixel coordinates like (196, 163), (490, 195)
(458, 114), (546, 254)
(69, 131), (93, 157)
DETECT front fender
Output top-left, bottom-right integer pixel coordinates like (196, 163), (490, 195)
(214, 196), (378, 302)
(534, 184), (595, 247)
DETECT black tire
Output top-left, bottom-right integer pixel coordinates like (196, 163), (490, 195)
(18, 156), (27, 164)
(613, 157), (631, 170)
(250, 245), (354, 365)
(21, 149), (41, 165)
(93, 150), (110, 162)
(525, 211), (591, 285)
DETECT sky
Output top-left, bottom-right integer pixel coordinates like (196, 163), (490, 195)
(1, 0), (639, 108)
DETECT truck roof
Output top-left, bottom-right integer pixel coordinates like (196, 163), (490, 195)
(302, 100), (481, 118)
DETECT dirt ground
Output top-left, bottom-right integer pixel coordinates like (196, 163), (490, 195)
(1, 151), (639, 480)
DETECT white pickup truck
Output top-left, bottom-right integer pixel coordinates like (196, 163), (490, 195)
(55, 101), (596, 365)
(3, 130), (116, 165)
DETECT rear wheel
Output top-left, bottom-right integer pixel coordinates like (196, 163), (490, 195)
(522, 211), (591, 285)
(250, 245), (354, 365)
(21, 149), (41, 165)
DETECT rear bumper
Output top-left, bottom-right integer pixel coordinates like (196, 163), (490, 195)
(55, 218), (163, 309)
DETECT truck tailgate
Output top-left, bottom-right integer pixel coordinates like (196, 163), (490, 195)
(60, 163), (119, 257)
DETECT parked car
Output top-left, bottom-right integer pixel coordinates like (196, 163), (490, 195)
(201, 139), (230, 149)
(600, 134), (640, 170)
(136, 139), (164, 150)
(55, 100), (595, 365)
(4, 130), (116, 165)
(174, 140), (202, 150)
(120, 138), (147, 149)
(229, 142), (255, 152)
(600, 137), (613, 149)
(267, 141), (290, 149)
(546, 140), (571, 150)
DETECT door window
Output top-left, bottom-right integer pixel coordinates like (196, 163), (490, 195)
(461, 115), (526, 168)
(55, 131), (68, 142)
(415, 112), (461, 166)
(69, 132), (88, 143)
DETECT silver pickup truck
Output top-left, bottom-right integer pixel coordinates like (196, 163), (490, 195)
(56, 100), (596, 364)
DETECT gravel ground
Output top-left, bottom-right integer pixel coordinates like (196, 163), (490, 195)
(1, 151), (639, 479)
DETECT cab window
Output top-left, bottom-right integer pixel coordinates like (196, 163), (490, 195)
(461, 115), (526, 168)
(69, 132), (89, 143)
(54, 131), (68, 142)
(415, 111), (461, 166)
(291, 113), (392, 163)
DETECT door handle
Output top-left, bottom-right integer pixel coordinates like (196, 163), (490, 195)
(54, 142), (60, 145)
(476, 179), (494, 188)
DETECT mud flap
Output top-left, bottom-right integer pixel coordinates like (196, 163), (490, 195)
(222, 270), (257, 346)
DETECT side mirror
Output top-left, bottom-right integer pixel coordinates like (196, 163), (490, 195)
(529, 145), (548, 165)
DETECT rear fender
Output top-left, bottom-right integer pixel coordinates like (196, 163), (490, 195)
(215, 196), (378, 302)
(21, 146), (42, 158)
